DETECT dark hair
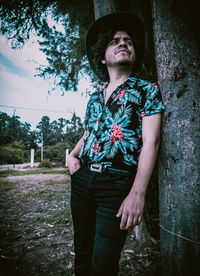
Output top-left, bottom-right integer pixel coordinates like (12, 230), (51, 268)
(91, 28), (142, 81)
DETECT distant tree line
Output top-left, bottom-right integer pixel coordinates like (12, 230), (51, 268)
(0, 111), (84, 164)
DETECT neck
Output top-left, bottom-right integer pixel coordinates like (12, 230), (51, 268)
(107, 66), (132, 87)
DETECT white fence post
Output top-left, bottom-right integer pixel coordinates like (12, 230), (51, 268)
(30, 149), (34, 168)
(65, 149), (69, 167)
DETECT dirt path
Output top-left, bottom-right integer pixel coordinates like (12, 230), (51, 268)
(0, 173), (161, 276)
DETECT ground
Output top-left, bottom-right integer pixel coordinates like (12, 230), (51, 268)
(0, 169), (162, 275)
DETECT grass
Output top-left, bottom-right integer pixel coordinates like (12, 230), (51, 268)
(0, 169), (69, 178)
(32, 208), (72, 227)
(0, 180), (15, 191)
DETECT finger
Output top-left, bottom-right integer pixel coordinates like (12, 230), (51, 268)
(69, 165), (75, 175)
(71, 164), (80, 175)
(125, 215), (133, 230)
(116, 204), (123, 217)
(75, 163), (80, 171)
(120, 212), (128, 230)
(138, 215), (142, 225)
(75, 159), (80, 168)
(132, 215), (139, 226)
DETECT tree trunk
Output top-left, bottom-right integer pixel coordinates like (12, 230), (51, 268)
(152, 1), (200, 275)
(93, 0), (120, 19)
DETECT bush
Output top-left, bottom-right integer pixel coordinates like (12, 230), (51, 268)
(0, 142), (25, 164)
(35, 142), (70, 165)
(38, 159), (52, 168)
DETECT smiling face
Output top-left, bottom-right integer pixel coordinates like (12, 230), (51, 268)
(101, 31), (136, 69)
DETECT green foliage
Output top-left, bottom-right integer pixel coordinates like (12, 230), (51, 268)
(0, 141), (25, 164)
(0, 0), (94, 91)
(38, 159), (52, 168)
(0, 111), (84, 164)
(0, 112), (38, 149)
(36, 112), (84, 149)
(37, 16), (83, 92)
(43, 142), (68, 165)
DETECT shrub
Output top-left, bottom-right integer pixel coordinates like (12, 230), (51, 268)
(0, 142), (25, 164)
(38, 159), (52, 168)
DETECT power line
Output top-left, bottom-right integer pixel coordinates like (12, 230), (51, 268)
(0, 104), (71, 114)
(159, 224), (200, 246)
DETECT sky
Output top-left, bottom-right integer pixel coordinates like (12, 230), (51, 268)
(0, 33), (91, 130)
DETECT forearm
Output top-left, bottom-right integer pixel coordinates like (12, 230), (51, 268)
(117, 113), (162, 229)
(69, 131), (86, 158)
(67, 131), (87, 174)
(129, 139), (160, 197)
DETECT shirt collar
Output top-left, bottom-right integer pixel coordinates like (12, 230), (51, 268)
(100, 77), (137, 91)
(98, 77), (137, 103)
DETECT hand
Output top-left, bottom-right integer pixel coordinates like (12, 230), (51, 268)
(116, 192), (145, 230)
(67, 155), (81, 175)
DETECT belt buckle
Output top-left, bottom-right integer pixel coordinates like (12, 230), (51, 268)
(90, 163), (102, 173)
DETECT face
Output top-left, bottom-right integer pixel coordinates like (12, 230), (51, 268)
(101, 31), (135, 68)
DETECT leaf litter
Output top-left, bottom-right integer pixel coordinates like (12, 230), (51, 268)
(0, 172), (161, 275)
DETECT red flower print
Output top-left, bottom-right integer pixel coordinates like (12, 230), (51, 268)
(140, 111), (150, 117)
(109, 124), (124, 143)
(93, 140), (100, 155)
(152, 83), (158, 88)
(116, 89), (126, 100)
(100, 82), (108, 91)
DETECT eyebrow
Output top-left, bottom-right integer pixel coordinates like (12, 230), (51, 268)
(112, 36), (132, 40)
(109, 37), (132, 44)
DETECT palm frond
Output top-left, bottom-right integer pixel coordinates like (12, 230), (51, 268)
(83, 133), (96, 154)
(124, 154), (137, 166)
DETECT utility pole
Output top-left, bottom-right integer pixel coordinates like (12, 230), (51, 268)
(41, 132), (43, 161)
(65, 149), (69, 167)
(30, 149), (34, 168)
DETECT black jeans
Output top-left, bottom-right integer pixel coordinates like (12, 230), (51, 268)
(70, 166), (135, 276)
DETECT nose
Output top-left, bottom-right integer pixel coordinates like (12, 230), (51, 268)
(118, 39), (128, 47)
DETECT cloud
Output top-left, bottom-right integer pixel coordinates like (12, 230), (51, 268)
(0, 35), (48, 75)
(0, 35), (91, 130)
(0, 53), (31, 78)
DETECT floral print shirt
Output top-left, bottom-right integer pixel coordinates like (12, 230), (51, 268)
(79, 77), (165, 170)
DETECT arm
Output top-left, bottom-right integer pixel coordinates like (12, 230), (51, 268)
(67, 131), (87, 175)
(116, 113), (162, 230)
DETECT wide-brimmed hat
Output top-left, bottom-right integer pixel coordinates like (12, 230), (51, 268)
(86, 13), (145, 81)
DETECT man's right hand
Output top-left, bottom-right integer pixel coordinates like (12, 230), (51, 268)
(67, 155), (81, 175)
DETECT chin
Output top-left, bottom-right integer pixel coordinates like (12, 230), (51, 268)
(117, 59), (135, 66)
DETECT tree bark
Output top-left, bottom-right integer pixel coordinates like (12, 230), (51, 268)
(93, 0), (120, 19)
(152, 1), (200, 275)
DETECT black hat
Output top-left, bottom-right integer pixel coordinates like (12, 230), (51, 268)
(86, 13), (145, 81)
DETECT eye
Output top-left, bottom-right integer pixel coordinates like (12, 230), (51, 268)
(108, 39), (118, 45)
(126, 39), (133, 45)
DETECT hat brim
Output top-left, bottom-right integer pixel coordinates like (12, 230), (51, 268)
(86, 13), (145, 81)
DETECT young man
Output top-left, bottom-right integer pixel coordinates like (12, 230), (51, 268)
(67, 13), (165, 276)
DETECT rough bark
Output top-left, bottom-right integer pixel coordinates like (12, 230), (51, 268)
(152, 0), (200, 275)
(93, 0), (120, 19)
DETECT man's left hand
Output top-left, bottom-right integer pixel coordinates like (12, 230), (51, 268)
(116, 192), (145, 230)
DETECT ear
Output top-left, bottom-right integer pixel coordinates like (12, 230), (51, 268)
(101, 59), (106, 64)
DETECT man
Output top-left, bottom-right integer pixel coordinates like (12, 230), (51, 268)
(67, 13), (165, 276)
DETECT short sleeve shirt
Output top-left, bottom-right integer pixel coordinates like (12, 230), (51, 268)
(79, 77), (165, 170)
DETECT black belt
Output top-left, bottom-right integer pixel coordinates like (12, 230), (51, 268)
(85, 163), (133, 176)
